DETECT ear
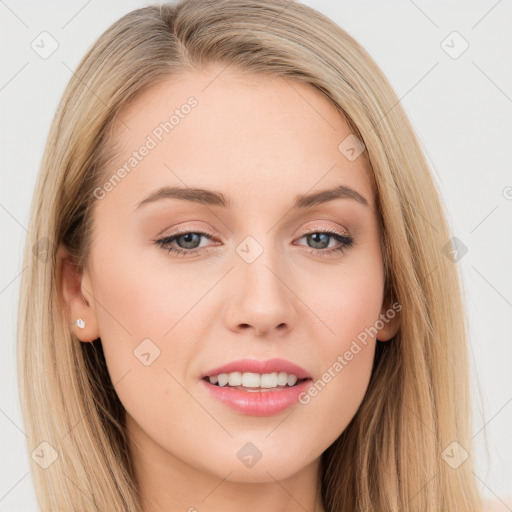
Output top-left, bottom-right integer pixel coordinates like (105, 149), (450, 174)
(375, 292), (401, 342)
(56, 243), (100, 343)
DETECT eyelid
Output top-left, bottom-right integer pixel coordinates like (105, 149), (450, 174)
(295, 223), (350, 237)
(158, 223), (216, 238)
(160, 222), (349, 240)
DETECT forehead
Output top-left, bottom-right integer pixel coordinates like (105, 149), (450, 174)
(100, 67), (375, 213)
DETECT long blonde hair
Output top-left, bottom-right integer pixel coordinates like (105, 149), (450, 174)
(17, 0), (482, 510)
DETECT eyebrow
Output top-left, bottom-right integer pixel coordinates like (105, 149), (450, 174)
(134, 184), (369, 210)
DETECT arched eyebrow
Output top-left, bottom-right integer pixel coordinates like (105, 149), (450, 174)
(293, 185), (369, 209)
(134, 184), (369, 211)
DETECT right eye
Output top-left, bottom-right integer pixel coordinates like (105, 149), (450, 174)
(154, 230), (217, 257)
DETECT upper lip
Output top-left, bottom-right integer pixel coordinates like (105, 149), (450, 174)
(201, 358), (312, 380)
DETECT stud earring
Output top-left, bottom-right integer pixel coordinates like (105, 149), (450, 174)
(73, 319), (85, 329)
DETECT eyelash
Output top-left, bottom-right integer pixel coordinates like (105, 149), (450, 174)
(154, 227), (354, 258)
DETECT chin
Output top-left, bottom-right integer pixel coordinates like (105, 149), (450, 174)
(202, 444), (316, 484)
(217, 462), (305, 484)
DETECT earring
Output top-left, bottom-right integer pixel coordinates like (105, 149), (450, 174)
(73, 319), (85, 329)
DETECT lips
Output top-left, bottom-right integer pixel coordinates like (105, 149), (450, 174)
(201, 377), (312, 416)
(200, 357), (312, 380)
(199, 358), (313, 416)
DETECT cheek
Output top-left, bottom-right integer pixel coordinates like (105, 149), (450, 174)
(90, 226), (202, 339)
(302, 242), (384, 359)
(294, 251), (383, 441)
(87, 237), (215, 420)
(87, 239), (199, 396)
(293, 312), (378, 455)
(89, 248), (210, 468)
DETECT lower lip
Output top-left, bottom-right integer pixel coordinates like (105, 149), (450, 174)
(200, 378), (312, 416)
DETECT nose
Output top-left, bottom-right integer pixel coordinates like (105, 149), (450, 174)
(223, 247), (299, 337)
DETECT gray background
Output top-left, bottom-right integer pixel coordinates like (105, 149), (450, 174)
(1, 0), (511, 510)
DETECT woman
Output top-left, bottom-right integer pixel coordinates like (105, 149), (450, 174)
(17, 0), (483, 510)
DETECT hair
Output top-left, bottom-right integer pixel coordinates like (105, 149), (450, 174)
(17, 0), (483, 510)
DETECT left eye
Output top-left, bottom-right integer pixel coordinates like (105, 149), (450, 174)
(296, 231), (353, 253)
(155, 230), (354, 258)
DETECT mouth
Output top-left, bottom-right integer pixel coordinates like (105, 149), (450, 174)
(202, 372), (312, 392)
(199, 358), (313, 415)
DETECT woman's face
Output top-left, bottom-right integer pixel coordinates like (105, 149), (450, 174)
(63, 67), (399, 487)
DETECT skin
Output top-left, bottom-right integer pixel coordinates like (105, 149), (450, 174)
(59, 65), (400, 512)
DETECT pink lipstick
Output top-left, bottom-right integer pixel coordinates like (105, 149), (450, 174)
(200, 358), (312, 416)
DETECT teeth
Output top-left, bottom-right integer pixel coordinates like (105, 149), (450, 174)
(287, 374), (297, 386)
(228, 372), (242, 386)
(242, 372), (260, 387)
(208, 371), (302, 388)
(217, 373), (229, 387)
(277, 372), (288, 386)
(260, 372), (277, 388)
